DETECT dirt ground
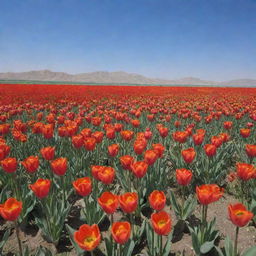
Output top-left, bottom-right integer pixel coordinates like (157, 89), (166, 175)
(1, 194), (255, 256)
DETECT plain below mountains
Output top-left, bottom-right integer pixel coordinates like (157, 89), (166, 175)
(0, 70), (256, 86)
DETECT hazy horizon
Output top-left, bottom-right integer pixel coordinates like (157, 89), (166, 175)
(1, 0), (255, 81)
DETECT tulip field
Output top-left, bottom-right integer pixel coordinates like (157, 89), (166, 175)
(0, 83), (255, 256)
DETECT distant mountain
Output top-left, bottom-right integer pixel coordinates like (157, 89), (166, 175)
(0, 70), (255, 86)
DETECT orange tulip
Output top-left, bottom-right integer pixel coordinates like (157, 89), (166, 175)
(97, 166), (115, 185)
(0, 198), (22, 221)
(133, 140), (147, 155)
(144, 128), (153, 139)
(40, 146), (55, 161)
(21, 156), (39, 173)
(181, 148), (196, 164)
(80, 128), (92, 138)
(111, 222), (131, 244)
(72, 135), (84, 148)
(240, 128), (250, 138)
(119, 155), (134, 171)
(106, 128), (116, 139)
(144, 149), (158, 165)
(91, 165), (104, 180)
(0, 144), (10, 160)
(192, 133), (204, 145)
(98, 192), (119, 214)
(120, 130), (134, 141)
(73, 177), (92, 197)
(211, 136), (223, 148)
(152, 144), (165, 158)
(172, 131), (188, 143)
(74, 224), (101, 251)
(236, 163), (255, 181)
(84, 137), (97, 151)
(245, 144), (256, 158)
(29, 179), (51, 199)
(228, 203), (253, 227)
(108, 144), (119, 157)
(204, 144), (217, 157)
(1, 157), (17, 173)
(223, 121), (233, 130)
(219, 132), (230, 143)
(119, 192), (138, 213)
(42, 124), (54, 139)
(158, 126), (168, 138)
(151, 211), (171, 235)
(92, 131), (104, 143)
(131, 119), (140, 128)
(196, 184), (224, 205)
(149, 190), (166, 211)
(131, 161), (148, 178)
(50, 157), (67, 176)
(176, 168), (193, 186)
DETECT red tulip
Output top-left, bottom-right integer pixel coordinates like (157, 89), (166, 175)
(0, 198), (22, 221)
(73, 177), (92, 197)
(21, 156), (39, 173)
(181, 148), (196, 164)
(131, 161), (148, 178)
(240, 129), (250, 138)
(196, 184), (224, 205)
(151, 211), (171, 235)
(245, 144), (256, 158)
(108, 144), (119, 157)
(228, 203), (253, 227)
(74, 224), (101, 251)
(40, 146), (55, 161)
(84, 137), (97, 151)
(29, 179), (51, 199)
(51, 157), (67, 176)
(204, 144), (217, 157)
(236, 163), (255, 181)
(111, 222), (131, 244)
(1, 157), (17, 173)
(72, 135), (84, 148)
(152, 144), (165, 158)
(98, 192), (119, 214)
(119, 192), (138, 213)
(144, 149), (158, 165)
(149, 190), (166, 211)
(176, 168), (193, 186)
(97, 166), (115, 185)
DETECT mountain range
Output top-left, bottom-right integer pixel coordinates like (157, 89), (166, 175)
(0, 70), (256, 86)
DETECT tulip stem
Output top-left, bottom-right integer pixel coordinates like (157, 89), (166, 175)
(160, 235), (163, 255)
(129, 214), (134, 238)
(234, 226), (239, 256)
(15, 220), (23, 256)
(61, 175), (66, 205)
(152, 226), (155, 256)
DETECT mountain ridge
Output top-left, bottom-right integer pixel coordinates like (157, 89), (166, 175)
(0, 70), (256, 86)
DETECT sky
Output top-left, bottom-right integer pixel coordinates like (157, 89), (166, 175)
(0, 0), (255, 81)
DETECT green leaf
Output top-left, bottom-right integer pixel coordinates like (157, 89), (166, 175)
(35, 246), (54, 256)
(243, 246), (256, 256)
(104, 237), (114, 256)
(190, 229), (200, 255)
(169, 190), (181, 217)
(200, 241), (215, 254)
(123, 240), (135, 256)
(162, 231), (173, 256)
(0, 229), (10, 249)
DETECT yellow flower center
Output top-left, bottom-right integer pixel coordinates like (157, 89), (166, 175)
(157, 220), (166, 228)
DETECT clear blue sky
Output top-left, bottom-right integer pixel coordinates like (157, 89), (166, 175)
(0, 0), (255, 81)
